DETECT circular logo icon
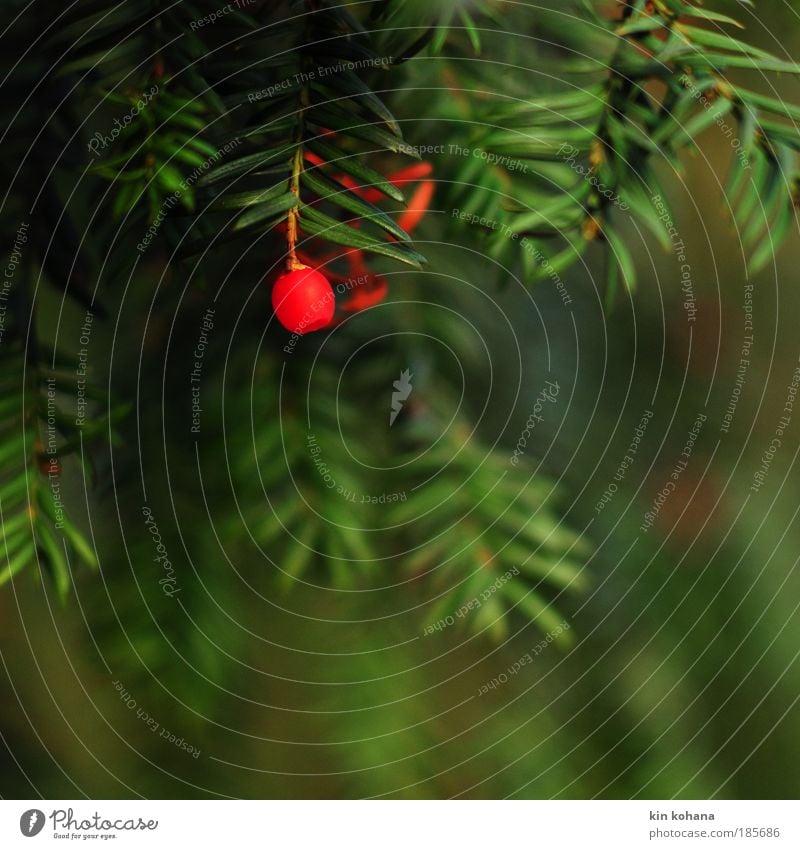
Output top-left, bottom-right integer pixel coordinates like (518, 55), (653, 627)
(19, 810), (45, 837)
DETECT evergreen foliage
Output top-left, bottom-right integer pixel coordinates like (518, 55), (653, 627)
(1, 0), (799, 647)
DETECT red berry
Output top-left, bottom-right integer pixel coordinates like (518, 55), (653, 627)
(272, 266), (335, 334)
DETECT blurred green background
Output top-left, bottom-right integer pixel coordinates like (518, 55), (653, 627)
(2, 0), (800, 799)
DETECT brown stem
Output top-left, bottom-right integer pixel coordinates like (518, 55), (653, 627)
(286, 146), (304, 271)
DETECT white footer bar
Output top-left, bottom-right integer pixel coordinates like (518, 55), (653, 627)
(2, 800), (796, 848)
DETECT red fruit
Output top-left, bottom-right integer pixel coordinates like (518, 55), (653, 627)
(272, 266), (335, 334)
